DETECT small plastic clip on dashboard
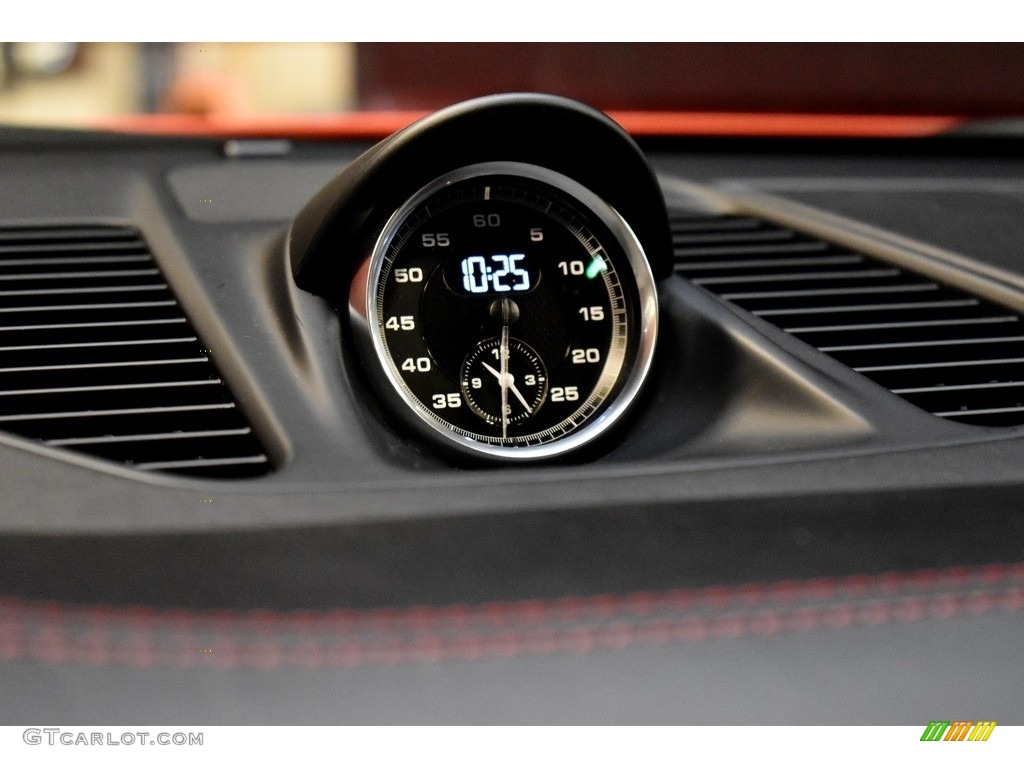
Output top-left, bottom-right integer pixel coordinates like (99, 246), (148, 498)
(223, 139), (294, 159)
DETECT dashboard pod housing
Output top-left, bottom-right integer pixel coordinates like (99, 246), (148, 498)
(289, 94), (671, 462)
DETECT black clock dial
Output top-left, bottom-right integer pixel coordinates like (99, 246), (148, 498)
(461, 334), (549, 430)
(353, 162), (658, 460)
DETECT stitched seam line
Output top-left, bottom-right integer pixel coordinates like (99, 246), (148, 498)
(1, 562), (1021, 669)
(2, 561), (1021, 632)
(1, 588), (1021, 669)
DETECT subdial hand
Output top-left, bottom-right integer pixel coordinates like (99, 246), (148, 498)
(482, 360), (503, 382)
(482, 361), (534, 414)
(507, 381), (534, 414)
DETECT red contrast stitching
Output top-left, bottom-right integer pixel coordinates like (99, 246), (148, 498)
(1, 562), (1022, 670)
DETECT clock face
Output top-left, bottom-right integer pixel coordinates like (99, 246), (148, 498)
(353, 162), (658, 461)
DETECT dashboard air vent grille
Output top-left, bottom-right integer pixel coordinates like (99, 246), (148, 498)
(0, 224), (271, 477)
(671, 212), (1024, 428)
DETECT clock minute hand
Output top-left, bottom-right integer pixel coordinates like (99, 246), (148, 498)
(507, 381), (533, 414)
(483, 361), (533, 415)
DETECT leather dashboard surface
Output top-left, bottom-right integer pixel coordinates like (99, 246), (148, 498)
(0, 130), (1022, 724)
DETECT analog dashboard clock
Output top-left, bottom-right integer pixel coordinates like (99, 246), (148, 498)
(353, 161), (657, 459)
(290, 94), (672, 461)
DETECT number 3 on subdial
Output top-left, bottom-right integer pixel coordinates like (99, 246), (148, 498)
(460, 338), (549, 425)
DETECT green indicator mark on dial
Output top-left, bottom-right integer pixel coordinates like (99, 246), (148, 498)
(585, 255), (608, 279)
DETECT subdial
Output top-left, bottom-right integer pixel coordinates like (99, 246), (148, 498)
(461, 338), (549, 428)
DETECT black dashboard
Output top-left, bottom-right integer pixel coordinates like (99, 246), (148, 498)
(0, 113), (1022, 724)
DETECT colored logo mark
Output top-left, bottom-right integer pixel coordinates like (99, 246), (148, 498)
(920, 721), (997, 741)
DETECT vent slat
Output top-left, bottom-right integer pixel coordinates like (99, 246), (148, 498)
(679, 255), (866, 272)
(673, 242), (831, 259)
(783, 316), (1018, 335)
(820, 336), (1024, 352)
(854, 357), (1024, 373)
(719, 283), (939, 301)
(0, 319), (190, 347)
(11, 406), (251, 441)
(0, 337), (197, 352)
(893, 381), (1024, 394)
(0, 383), (230, 417)
(48, 427), (252, 447)
(0, 300), (177, 314)
(0, 359), (212, 391)
(0, 318), (187, 332)
(672, 229), (800, 245)
(761, 299), (981, 318)
(0, 269), (160, 281)
(937, 406), (1024, 417)
(0, 240), (146, 255)
(0, 357), (208, 375)
(781, 310), (998, 335)
(0, 286), (168, 303)
(674, 212), (1024, 427)
(899, 384), (1024, 419)
(0, 379), (222, 398)
(831, 341), (1024, 370)
(0, 255), (152, 268)
(669, 216), (764, 233)
(0, 224), (271, 477)
(0, 226), (141, 244)
(692, 268), (901, 287)
(0, 341), (206, 369)
(0, 402), (237, 423)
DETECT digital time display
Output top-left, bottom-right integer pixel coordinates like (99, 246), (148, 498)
(443, 251), (540, 296)
(459, 254), (534, 294)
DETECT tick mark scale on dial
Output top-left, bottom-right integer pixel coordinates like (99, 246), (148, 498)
(360, 161), (656, 459)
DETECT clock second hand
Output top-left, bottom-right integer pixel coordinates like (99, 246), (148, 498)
(500, 298), (510, 439)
